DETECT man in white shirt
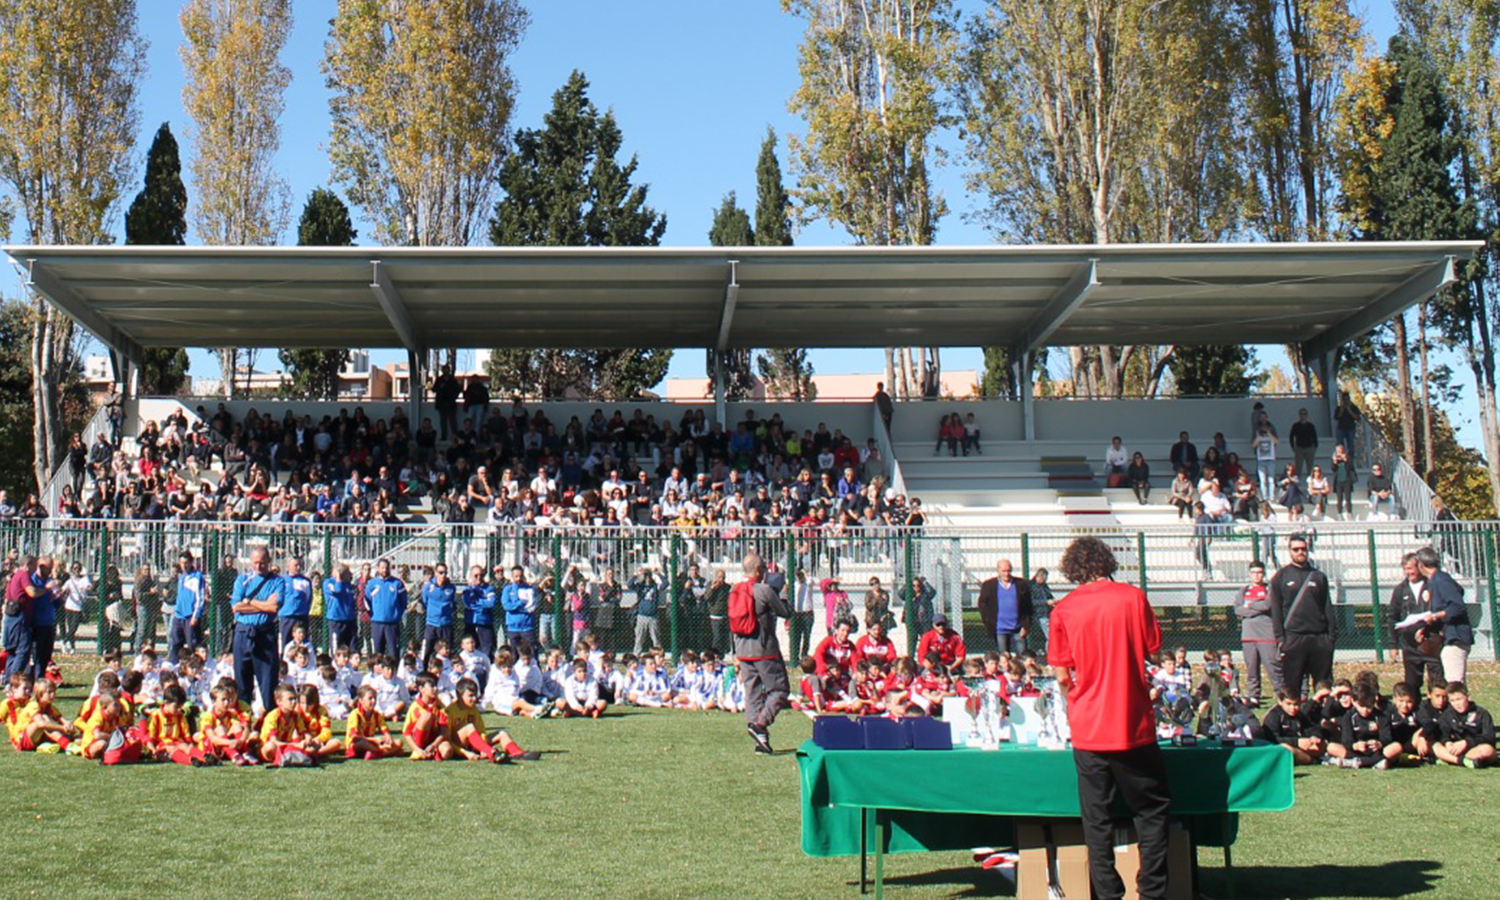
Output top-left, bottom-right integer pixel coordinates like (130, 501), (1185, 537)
(1104, 436), (1129, 477)
(1202, 483), (1234, 523)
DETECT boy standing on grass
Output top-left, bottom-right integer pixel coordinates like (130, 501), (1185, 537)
(732, 551), (791, 756)
(1434, 682), (1496, 769)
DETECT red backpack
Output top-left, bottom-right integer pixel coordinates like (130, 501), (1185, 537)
(728, 580), (759, 636)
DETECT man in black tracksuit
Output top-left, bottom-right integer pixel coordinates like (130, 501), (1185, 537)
(1389, 552), (1443, 692)
(1269, 535), (1334, 700)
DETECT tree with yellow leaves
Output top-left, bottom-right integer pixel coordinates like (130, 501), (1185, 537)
(0, 0), (145, 492)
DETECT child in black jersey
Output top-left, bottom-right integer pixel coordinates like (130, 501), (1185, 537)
(1334, 686), (1389, 769)
(1258, 691), (1324, 764)
(1384, 682), (1427, 765)
(1434, 682), (1497, 769)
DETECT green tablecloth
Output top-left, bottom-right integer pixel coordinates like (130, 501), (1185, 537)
(798, 739), (1293, 857)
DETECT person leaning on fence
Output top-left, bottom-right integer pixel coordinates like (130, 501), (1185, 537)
(1269, 535), (1335, 701)
(1414, 547), (1473, 685)
(732, 551), (792, 756)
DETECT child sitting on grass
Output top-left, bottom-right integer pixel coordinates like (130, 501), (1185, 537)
(403, 672), (451, 760)
(2, 673), (33, 744)
(259, 684), (312, 766)
(1433, 681), (1496, 769)
(145, 684), (212, 766)
(296, 684), (343, 761)
(14, 680), (78, 753)
(627, 656), (671, 708)
(558, 660), (607, 718)
(1385, 682), (1427, 766)
(447, 678), (541, 763)
(1331, 685), (1389, 769)
(83, 694), (142, 765)
(1258, 690), (1325, 765)
(345, 685), (401, 760)
(198, 684), (254, 765)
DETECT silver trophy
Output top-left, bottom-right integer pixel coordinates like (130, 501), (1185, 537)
(1032, 677), (1070, 749)
(976, 681), (1007, 748)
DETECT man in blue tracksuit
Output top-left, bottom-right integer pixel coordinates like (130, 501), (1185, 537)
(462, 565), (498, 658)
(279, 556), (314, 654)
(500, 565), (539, 651)
(365, 558), (409, 660)
(322, 565), (358, 654)
(230, 548), (282, 711)
(421, 563), (457, 666)
(168, 550), (206, 665)
(28, 559), (58, 682)
(629, 566), (665, 654)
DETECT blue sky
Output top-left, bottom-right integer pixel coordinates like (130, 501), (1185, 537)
(11, 2), (1457, 435)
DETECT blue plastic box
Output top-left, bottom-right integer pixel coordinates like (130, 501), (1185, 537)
(860, 716), (913, 750)
(903, 716), (953, 750)
(812, 715), (863, 750)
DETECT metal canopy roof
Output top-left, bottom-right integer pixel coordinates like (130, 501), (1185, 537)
(2, 241), (1481, 364)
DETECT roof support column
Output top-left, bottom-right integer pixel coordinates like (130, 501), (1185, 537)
(1013, 353), (1035, 441)
(714, 261), (739, 428)
(407, 349), (425, 433)
(1314, 349), (1340, 439)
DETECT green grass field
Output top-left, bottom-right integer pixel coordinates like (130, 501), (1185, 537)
(3, 660), (1498, 899)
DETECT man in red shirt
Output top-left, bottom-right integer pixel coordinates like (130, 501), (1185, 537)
(915, 615), (965, 672)
(3, 556), (44, 681)
(1049, 536), (1171, 900)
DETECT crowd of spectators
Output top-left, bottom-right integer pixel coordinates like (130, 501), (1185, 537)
(47, 397), (925, 536)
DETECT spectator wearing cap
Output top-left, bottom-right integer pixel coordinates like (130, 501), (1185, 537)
(916, 614), (966, 672)
(978, 558), (1033, 655)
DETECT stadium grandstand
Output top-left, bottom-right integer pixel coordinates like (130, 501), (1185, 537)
(3, 240), (1495, 664)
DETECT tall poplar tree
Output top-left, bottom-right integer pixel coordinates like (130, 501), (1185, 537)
(124, 123), (191, 396)
(180, 0), (294, 399)
(0, 0), (146, 491)
(487, 72), (670, 400)
(784, 0), (955, 400)
(279, 188), (357, 401)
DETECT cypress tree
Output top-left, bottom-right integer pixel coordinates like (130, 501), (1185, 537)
(124, 123), (191, 395)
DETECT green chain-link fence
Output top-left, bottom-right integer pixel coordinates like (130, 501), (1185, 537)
(11, 518), (1497, 667)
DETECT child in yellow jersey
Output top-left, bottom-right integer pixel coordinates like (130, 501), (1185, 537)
(145, 685), (213, 766)
(82, 695), (143, 765)
(296, 684), (343, 760)
(259, 684), (312, 766)
(446, 678), (539, 763)
(2, 673), (33, 748)
(346, 685), (401, 760)
(15, 680), (78, 753)
(403, 672), (451, 760)
(198, 685), (255, 766)
(73, 670), (120, 734)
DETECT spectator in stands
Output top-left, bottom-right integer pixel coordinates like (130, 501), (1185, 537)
(1367, 463), (1396, 519)
(430, 364), (461, 441)
(1169, 469), (1194, 519)
(962, 413), (981, 455)
(1192, 502), (1216, 574)
(934, 413), (963, 457)
(463, 377), (490, 434)
(1250, 403), (1278, 440)
(1251, 423), (1278, 499)
(1232, 471), (1260, 521)
(1275, 462), (1303, 510)
(1330, 445), (1357, 520)
(1334, 392), (1359, 458)
(1201, 481), (1233, 524)
(873, 382), (894, 433)
(1288, 408), (1318, 478)
(1306, 465), (1331, 518)
(978, 559), (1032, 654)
(1127, 452), (1151, 504)
(1103, 436), (1128, 483)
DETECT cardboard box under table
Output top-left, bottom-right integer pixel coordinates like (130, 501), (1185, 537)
(796, 739), (1294, 897)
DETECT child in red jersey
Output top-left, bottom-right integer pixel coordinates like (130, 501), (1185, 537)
(403, 672), (451, 760)
(145, 684), (212, 765)
(909, 651), (953, 714)
(198, 684), (254, 765)
(346, 685), (401, 760)
(83, 695), (143, 765)
(296, 684), (343, 761)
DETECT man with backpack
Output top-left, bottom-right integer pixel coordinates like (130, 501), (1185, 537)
(730, 551), (791, 756)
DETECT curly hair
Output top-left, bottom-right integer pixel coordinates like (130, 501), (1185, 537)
(1058, 536), (1118, 584)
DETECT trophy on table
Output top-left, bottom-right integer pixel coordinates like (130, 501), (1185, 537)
(1163, 694), (1197, 745)
(975, 680), (1008, 748)
(1032, 677), (1070, 749)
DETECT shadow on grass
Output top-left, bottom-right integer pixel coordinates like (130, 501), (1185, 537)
(873, 859), (1443, 899)
(1199, 860), (1443, 899)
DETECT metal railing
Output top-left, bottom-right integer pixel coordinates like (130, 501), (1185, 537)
(41, 404), (109, 519)
(19, 518), (1499, 670)
(1354, 416), (1438, 526)
(871, 402), (905, 495)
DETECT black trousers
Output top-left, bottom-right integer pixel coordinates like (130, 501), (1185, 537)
(1403, 652), (1444, 694)
(232, 623), (277, 711)
(167, 615), (202, 665)
(421, 624), (453, 665)
(470, 624), (496, 660)
(1074, 744), (1173, 900)
(30, 624), (55, 681)
(371, 621), (401, 660)
(327, 619), (357, 655)
(278, 615), (310, 653)
(1280, 632), (1335, 700)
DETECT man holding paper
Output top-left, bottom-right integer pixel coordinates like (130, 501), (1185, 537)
(1389, 552), (1443, 693)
